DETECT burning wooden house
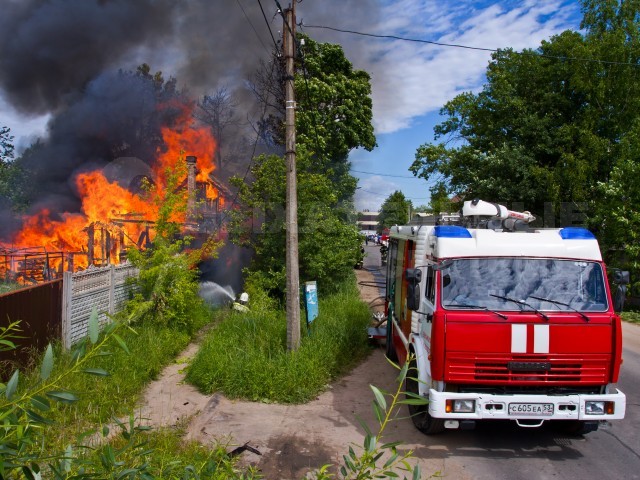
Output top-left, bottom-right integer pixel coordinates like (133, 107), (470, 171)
(0, 153), (230, 284)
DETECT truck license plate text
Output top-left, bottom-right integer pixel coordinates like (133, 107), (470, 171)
(508, 403), (554, 416)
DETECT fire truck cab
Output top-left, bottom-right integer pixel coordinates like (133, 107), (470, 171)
(385, 200), (628, 434)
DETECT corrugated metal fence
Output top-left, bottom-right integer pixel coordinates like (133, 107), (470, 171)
(0, 263), (138, 373)
(0, 279), (63, 373)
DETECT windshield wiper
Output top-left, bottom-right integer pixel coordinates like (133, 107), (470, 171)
(444, 303), (508, 320)
(489, 294), (550, 321)
(529, 295), (590, 322)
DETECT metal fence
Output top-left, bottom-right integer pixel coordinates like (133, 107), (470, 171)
(62, 263), (139, 348)
(0, 280), (63, 375)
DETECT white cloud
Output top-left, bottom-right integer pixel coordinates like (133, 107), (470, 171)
(0, 94), (49, 153)
(338, 0), (580, 134)
(355, 175), (401, 211)
(0, 1), (581, 156)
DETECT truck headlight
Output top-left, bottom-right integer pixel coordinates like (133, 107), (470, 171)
(585, 401), (614, 415)
(446, 399), (476, 413)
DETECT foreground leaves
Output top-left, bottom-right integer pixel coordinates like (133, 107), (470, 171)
(310, 354), (429, 480)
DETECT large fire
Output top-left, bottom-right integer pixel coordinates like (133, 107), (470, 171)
(0, 103), (223, 282)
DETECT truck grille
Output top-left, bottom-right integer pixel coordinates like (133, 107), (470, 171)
(446, 353), (610, 385)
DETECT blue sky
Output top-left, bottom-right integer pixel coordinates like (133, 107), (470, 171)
(0, 0), (584, 212)
(301, 0), (585, 211)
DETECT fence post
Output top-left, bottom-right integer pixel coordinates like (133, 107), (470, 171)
(109, 264), (115, 315)
(61, 271), (73, 350)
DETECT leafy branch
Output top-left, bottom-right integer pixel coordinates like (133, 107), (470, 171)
(311, 354), (428, 480)
(0, 308), (133, 478)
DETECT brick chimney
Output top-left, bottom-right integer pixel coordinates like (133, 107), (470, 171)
(186, 155), (197, 217)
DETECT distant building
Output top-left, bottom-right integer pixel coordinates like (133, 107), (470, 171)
(357, 211), (380, 235)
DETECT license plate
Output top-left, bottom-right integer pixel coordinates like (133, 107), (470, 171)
(508, 403), (554, 416)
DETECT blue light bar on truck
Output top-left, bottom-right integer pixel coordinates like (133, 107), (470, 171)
(558, 227), (596, 240)
(434, 225), (472, 238)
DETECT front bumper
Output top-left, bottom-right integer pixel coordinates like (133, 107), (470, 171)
(428, 388), (626, 421)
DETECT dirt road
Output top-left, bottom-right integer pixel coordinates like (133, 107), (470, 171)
(136, 246), (470, 479)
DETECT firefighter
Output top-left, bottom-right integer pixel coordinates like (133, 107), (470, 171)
(233, 292), (250, 312)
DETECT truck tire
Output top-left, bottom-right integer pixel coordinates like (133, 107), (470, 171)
(406, 357), (445, 434)
(385, 315), (397, 361)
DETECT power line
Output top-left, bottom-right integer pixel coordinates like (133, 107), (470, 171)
(357, 188), (430, 200)
(352, 168), (422, 179)
(302, 23), (496, 53)
(301, 23), (640, 68)
(257, 0), (280, 52)
(358, 188), (390, 197)
(235, 0), (271, 54)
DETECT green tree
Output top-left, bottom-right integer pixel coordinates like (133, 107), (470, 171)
(126, 161), (221, 333)
(296, 34), (376, 158)
(296, 34), (376, 203)
(377, 191), (411, 231)
(231, 34), (376, 297)
(411, 204), (431, 213)
(229, 147), (362, 297)
(253, 34), (376, 205)
(409, 0), (640, 222)
(593, 119), (640, 294)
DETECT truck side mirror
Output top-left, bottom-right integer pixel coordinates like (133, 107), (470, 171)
(614, 285), (627, 313)
(613, 270), (630, 285)
(405, 268), (422, 311)
(611, 270), (629, 313)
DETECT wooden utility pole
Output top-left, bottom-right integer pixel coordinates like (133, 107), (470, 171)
(284, 4), (301, 351)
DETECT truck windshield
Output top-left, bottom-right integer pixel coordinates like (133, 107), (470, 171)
(441, 258), (608, 312)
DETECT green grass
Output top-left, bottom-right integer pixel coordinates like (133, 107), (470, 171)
(19, 306), (214, 452)
(0, 281), (25, 295)
(8, 272), (376, 477)
(186, 275), (374, 404)
(622, 307), (640, 324)
(7, 304), (263, 478)
(87, 424), (263, 479)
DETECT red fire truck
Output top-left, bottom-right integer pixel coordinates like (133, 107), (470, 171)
(384, 199), (628, 434)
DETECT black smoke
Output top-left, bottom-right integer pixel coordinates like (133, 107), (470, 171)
(16, 69), (183, 215)
(0, 0), (178, 115)
(0, 0), (380, 278)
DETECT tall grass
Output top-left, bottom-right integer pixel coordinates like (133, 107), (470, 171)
(186, 275), (374, 404)
(21, 308), (213, 450)
(0, 281), (25, 295)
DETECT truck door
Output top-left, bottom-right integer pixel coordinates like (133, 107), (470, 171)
(420, 264), (436, 348)
(398, 240), (416, 339)
(385, 238), (398, 308)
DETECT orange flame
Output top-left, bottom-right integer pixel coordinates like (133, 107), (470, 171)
(155, 101), (217, 189)
(0, 102), (221, 276)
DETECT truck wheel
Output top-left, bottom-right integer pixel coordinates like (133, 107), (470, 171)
(385, 315), (397, 361)
(406, 357), (445, 434)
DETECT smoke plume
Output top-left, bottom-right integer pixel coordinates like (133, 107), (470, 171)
(0, 0), (380, 273)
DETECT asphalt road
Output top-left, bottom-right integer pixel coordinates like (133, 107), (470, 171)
(361, 243), (640, 480)
(425, 322), (640, 480)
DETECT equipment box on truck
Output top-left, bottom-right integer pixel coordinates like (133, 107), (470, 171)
(384, 199), (628, 434)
